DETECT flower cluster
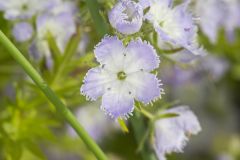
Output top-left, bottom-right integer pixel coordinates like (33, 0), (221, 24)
(80, 0), (203, 159)
(0, 0), (78, 68)
(81, 0), (204, 118)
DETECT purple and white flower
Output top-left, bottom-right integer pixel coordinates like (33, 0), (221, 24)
(144, 0), (204, 56)
(108, 0), (143, 35)
(28, 11), (76, 67)
(81, 36), (164, 119)
(154, 106), (201, 160)
(12, 22), (33, 42)
(195, 0), (240, 43)
(21, 0), (78, 69)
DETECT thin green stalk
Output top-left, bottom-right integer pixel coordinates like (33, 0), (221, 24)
(47, 32), (62, 62)
(0, 30), (108, 160)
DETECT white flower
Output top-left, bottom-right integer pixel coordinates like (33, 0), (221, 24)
(144, 0), (205, 57)
(154, 106), (201, 160)
(81, 36), (164, 119)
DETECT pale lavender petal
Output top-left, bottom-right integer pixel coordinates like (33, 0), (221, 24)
(12, 22), (33, 42)
(173, 4), (196, 46)
(80, 67), (114, 101)
(127, 72), (163, 104)
(101, 91), (134, 119)
(155, 118), (187, 153)
(154, 106), (201, 159)
(124, 39), (159, 72)
(94, 36), (125, 70)
(165, 106), (202, 134)
(108, 0), (143, 34)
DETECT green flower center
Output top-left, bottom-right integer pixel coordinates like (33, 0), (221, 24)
(117, 71), (127, 80)
(22, 4), (28, 11)
(159, 21), (165, 27)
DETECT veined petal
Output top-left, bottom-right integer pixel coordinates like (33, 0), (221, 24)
(127, 72), (163, 104)
(80, 67), (116, 101)
(124, 39), (159, 73)
(100, 81), (134, 119)
(94, 36), (125, 71)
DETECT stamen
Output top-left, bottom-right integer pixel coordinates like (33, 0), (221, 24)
(117, 71), (127, 80)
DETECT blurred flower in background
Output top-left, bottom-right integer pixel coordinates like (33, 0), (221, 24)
(67, 102), (120, 142)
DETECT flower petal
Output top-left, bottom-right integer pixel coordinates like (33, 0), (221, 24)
(154, 106), (201, 159)
(94, 36), (125, 71)
(154, 117), (188, 154)
(100, 81), (134, 119)
(127, 72), (163, 104)
(124, 39), (159, 73)
(165, 106), (202, 134)
(80, 67), (116, 101)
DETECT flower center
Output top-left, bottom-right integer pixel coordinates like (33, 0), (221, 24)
(117, 71), (127, 80)
(159, 21), (165, 27)
(22, 4), (29, 11)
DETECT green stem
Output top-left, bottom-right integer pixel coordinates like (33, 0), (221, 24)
(47, 32), (62, 62)
(0, 30), (108, 160)
(130, 112), (157, 160)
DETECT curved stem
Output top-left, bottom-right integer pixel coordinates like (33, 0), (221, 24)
(0, 30), (108, 160)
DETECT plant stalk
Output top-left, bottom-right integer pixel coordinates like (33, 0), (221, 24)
(0, 30), (108, 160)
